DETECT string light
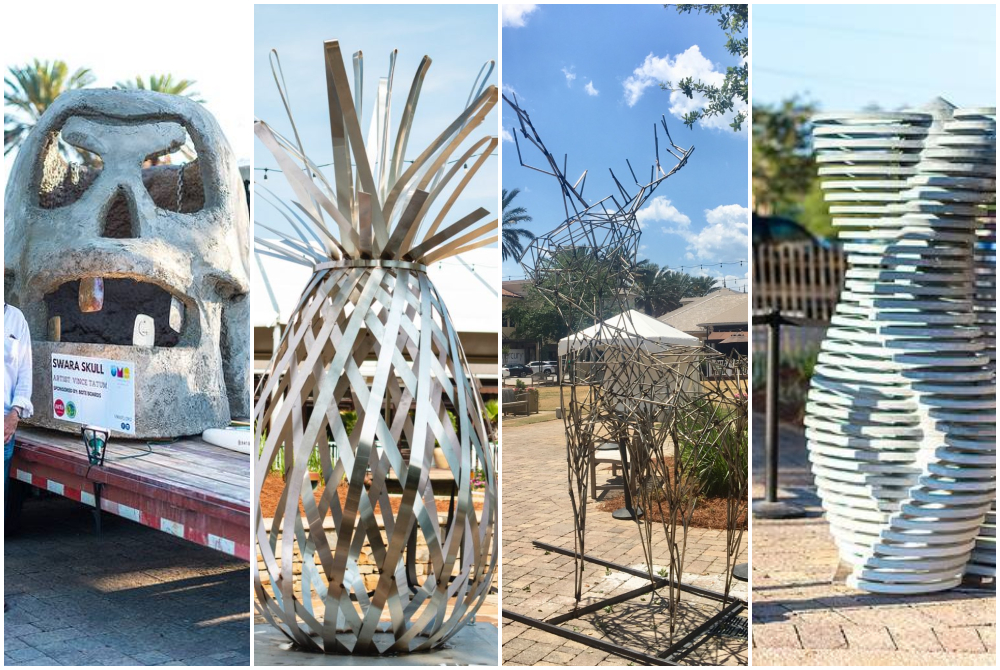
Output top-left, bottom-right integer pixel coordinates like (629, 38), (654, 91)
(254, 151), (497, 174)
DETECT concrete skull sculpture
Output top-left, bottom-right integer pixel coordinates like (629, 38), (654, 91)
(3, 89), (250, 438)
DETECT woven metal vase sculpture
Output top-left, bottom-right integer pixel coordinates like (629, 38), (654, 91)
(806, 100), (996, 594)
(254, 41), (498, 653)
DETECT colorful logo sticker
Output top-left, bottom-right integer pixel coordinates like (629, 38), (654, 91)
(123, 368), (130, 380)
(111, 365), (118, 378)
(54, 399), (65, 417)
(66, 402), (77, 419)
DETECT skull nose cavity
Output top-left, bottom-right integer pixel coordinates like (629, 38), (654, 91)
(103, 187), (136, 238)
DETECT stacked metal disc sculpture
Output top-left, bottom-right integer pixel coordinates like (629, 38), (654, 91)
(806, 100), (996, 593)
(254, 41), (498, 653)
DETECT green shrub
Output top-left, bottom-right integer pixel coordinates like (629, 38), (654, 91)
(484, 399), (499, 424)
(674, 401), (747, 498)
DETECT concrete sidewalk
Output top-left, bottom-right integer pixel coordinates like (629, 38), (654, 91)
(4, 495), (249, 666)
(502, 418), (748, 666)
(750, 413), (996, 666)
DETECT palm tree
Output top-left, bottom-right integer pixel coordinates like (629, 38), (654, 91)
(5, 59), (95, 156)
(634, 261), (718, 317)
(633, 259), (662, 314)
(502, 187), (534, 262)
(115, 74), (204, 103)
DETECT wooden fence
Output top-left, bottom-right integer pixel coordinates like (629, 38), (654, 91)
(752, 241), (846, 323)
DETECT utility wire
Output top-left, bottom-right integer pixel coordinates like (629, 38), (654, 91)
(754, 16), (995, 48)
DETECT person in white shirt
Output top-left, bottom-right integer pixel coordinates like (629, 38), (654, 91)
(5, 301), (34, 513)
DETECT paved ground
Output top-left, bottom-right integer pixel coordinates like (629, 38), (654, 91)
(751, 413), (997, 666)
(502, 418), (748, 666)
(253, 621), (498, 665)
(4, 494), (250, 666)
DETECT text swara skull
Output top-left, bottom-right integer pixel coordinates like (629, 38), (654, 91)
(3, 89), (250, 438)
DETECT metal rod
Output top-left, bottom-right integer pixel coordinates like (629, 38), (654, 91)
(546, 581), (663, 625)
(531, 541), (742, 604)
(659, 601), (746, 661)
(501, 609), (677, 666)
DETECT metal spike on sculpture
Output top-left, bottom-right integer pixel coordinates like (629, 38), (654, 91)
(504, 95), (748, 652)
(807, 100), (996, 594)
(254, 40), (498, 653)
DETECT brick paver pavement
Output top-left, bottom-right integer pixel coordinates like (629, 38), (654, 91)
(751, 413), (996, 666)
(4, 494), (250, 666)
(502, 418), (748, 666)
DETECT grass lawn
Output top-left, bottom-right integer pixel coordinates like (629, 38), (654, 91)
(502, 411), (560, 428)
(502, 385), (595, 411)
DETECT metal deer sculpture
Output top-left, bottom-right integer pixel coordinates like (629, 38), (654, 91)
(505, 95), (748, 641)
(254, 41), (498, 653)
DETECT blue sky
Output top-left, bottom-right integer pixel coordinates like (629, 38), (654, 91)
(254, 4), (499, 260)
(501, 4), (749, 292)
(3, 4), (252, 182)
(753, 4), (997, 111)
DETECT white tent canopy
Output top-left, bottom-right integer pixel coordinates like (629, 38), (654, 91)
(558, 309), (700, 356)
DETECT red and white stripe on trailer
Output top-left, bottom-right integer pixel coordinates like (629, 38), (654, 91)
(14, 468), (96, 506)
(13, 468), (250, 561)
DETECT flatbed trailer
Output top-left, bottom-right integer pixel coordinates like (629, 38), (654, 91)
(9, 426), (250, 561)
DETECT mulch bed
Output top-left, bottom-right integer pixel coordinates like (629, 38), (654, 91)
(596, 493), (746, 530)
(593, 456), (747, 530)
(259, 473), (484, 519)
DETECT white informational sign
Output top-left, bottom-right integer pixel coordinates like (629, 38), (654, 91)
(51, 353), (137, 435)
(504, 349), (525, 365)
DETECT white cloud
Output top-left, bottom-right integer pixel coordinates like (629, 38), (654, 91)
(562, 67), (576, 87)
(660, 203), (749, 261)
(502, 4), (538, 28)
(584, 80), (599, 96)
(705, 204), (750, 228)
(636, 196), (691, 230)
(502, 127), (514, 142)
(622, 46), (747, 132)
(502, 83), (519, 98)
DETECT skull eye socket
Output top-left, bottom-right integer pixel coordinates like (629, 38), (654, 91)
(36, 120), (206, 216)
(142, 157), (205, 214)
(37, 129), (101, 209)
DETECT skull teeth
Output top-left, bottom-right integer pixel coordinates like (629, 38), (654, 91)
(133, 314), (154, 347)
(79, 277), (104, 313)
(169, 296), (184, 334)
(48, 316), (62, 342)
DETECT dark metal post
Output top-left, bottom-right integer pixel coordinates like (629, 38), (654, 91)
(751, 308), (805, 519)
(92, 482), (103, 536)
(612, 435), (641, 520)
(765, 312), (780, 503)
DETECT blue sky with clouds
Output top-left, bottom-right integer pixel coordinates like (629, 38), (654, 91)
(753, 4), (996, 111)
(501, 4), (749, 292)
(254, 3), (498, 255)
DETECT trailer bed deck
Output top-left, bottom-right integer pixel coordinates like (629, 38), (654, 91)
(11, 426), (250, 561)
